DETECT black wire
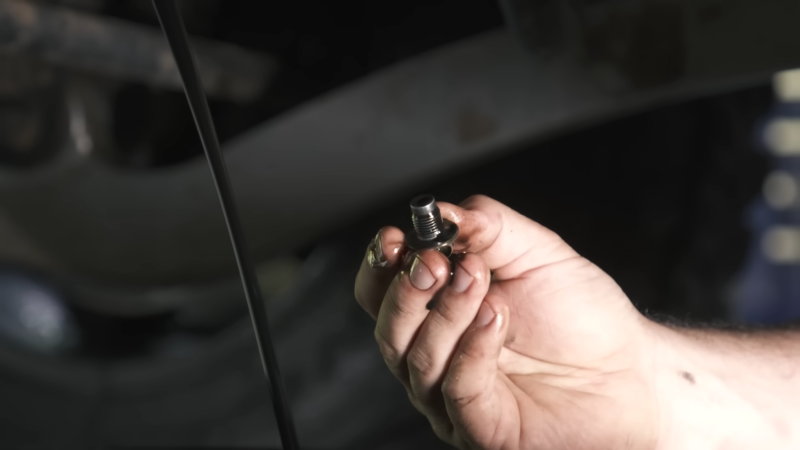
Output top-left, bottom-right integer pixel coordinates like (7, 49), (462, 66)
(151, 2), (299, 449)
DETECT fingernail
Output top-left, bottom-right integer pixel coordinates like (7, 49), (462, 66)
(475, 302), (496, 328)
(450, 263), (473, 293)
(367, 230), (387, 268)
(409, 255), (435, 290)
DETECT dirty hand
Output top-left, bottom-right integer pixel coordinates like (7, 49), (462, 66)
(354, 195), (660, 449)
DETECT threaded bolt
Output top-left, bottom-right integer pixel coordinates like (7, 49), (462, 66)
(410, 194), (444, 241)
(406, 194), (459, 257)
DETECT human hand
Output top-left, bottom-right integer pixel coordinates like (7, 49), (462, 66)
(354, 195), (661, 449)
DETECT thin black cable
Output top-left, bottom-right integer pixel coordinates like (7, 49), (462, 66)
(151, 2), (299, 448)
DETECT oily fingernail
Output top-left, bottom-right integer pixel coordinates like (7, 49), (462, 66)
(475, 302), (496, 328)
(450, 263), (473, 293)
(409, 255), (435, 291)
(367, 230), (387, 268)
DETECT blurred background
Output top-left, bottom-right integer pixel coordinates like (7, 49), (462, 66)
(0, 0), (799, 448)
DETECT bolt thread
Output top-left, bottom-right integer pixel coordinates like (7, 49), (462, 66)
(413, 209), (443, 241)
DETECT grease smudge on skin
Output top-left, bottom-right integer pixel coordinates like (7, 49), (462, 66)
(679, 371), (696, 385)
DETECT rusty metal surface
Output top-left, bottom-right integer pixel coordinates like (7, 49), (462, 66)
(0, 0), (276, 102)
(0, 1), (798, 287)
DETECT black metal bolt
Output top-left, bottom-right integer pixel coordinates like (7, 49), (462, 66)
(406, 194), (459, 257)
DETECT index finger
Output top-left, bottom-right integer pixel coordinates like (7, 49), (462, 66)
(438, 195), (579, 280)
(354, 226), (407, 319)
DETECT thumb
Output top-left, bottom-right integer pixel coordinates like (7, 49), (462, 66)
(442, 301), (511, 448)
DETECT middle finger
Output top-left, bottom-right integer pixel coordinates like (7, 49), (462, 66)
(406, 253), (491, 408)
(374, 248), (451, 386)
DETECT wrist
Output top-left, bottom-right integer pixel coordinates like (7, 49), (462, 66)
(648, 322), (800, 450)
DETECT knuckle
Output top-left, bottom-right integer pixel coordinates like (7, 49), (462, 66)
(406, 344), (435, 378)
(374, 327), (403, 367)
